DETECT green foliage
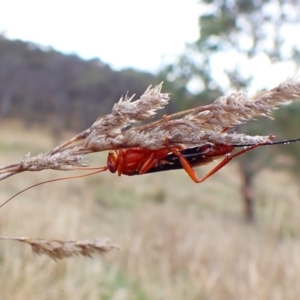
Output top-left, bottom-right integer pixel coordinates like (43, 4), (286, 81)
(199, 13), (236, 39)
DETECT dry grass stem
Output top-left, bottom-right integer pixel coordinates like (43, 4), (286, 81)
(0, 78), (300, 179)
(0, 236), (120, 260)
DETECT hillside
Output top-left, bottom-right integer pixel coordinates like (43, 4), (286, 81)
(0, 35), (158, 130)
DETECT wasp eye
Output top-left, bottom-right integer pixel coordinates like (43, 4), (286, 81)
(107, 152), (117, 173)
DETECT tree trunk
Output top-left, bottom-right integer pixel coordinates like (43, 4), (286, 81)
(239, 161), (255, 223)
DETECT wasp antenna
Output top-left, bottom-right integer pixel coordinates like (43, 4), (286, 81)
(0, 167), (108, 210)
(232, 137), (300, 147)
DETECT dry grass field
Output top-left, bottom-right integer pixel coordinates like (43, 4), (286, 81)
(1, 121), (300, 300)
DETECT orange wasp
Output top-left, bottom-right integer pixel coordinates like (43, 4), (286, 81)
(101, 136), (300, 183)
(104, 143), (254, 183)
(105, 143), (236, 183)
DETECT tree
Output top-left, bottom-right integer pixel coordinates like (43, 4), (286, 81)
(161, 0), (300, 221)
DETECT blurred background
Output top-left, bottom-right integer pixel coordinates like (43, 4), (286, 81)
(1, 0), (300, 299)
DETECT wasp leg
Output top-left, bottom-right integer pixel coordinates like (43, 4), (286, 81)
(139, 153), (158, 174)
(171, 144), (262, 183)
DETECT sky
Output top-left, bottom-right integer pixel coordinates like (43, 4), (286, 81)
(0, 0), (298, 92)
(0, 0), (200, 72)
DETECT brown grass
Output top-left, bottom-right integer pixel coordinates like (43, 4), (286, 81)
(0, 237), (120, 260)
(1, 122), (300, 299)
(3, 79), (300, 182)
